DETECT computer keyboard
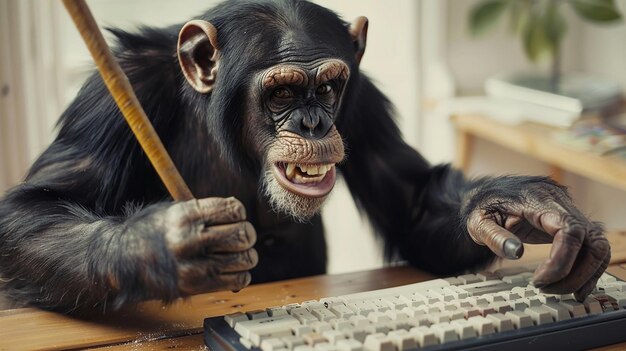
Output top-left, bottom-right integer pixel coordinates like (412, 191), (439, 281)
(203, 265), (626, 351)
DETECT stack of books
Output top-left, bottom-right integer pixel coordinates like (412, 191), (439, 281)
(483, 71), (623, 128)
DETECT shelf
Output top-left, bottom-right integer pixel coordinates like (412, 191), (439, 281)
(451, 114), (626, 192)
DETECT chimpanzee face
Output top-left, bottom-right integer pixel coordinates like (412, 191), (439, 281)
(249, 59), (349, 220)
(176, 15), (367, 220)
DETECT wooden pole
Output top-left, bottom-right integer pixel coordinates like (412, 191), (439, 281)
(62, 0), (194, 201)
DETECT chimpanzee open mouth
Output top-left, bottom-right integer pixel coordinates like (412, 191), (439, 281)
(272, 162), (336, 198)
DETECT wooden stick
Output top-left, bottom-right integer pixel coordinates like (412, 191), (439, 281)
(62, 0), (194, 201)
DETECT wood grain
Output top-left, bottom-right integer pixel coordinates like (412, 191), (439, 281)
(451, 114), (626, 192)
(3, 232), (626, 350)
(0, 267), (433, 351)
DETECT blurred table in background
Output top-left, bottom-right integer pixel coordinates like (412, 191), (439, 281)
(451, 114), (626, 192)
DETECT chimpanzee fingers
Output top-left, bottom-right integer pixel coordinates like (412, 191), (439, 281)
(173, 221), (257, 258)
(209, 249), (259, 273)
(468, 217), (524, 260)
(179, 270), (252, 295)
(180, 197), (247, 226)
(535, 226), (610, 295)
(177, 250), (257, 295)
(531, 215), (586, 287)
(574, 252), (610, 301)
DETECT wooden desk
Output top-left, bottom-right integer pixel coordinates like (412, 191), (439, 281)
(451, 114), (626, 192)
(2, 231), (626, 351)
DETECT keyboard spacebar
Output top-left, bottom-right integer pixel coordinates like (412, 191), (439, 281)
(338, 279), (450, 302)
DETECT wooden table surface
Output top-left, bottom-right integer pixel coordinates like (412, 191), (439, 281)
(2, 231), (626, 351)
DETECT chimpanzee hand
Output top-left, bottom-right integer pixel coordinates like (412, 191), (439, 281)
(465, 177), (610, 301)
(124, 197), (258, 298)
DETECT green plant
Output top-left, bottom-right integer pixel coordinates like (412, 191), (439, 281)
(469, 0), (623, 92)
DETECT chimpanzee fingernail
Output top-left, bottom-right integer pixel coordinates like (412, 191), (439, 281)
(503, 239), (523, 259)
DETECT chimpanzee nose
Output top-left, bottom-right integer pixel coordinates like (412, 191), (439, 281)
(285, 106), (332, 139)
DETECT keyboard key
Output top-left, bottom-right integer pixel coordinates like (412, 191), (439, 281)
(293, 325), (314, 336)
(458, 306), (481, 319)
(509, 300), (529, 311)
(247, 309), (270, 320)
(294, 346), (315, 351)
(344, 328), (369, 343)
(491, 301), (513, 314)
(261, 338), (286, 351)
(544, 303), (572, 321)
(315, 343), (337, 351)
(310, 321), (333, 333)
(302, 301), (325, 310)
(311, 308), (337, 322)
(486, 313), (514, 332)
(525, 306), (554, 325)
(292, 309), (321, 325)
(387, 330), (417, 351)
(363, 333), (394, 351)
(330, 305), (356, 319)
(409, 326), (438, 347)
(322, 331), (348, 345)
(477, 271), (499, 281)
(458, 274), (482, 284)
(502, 274), (525, 284)
(385, 310), (409, 321)
(320, 297), (343, 307)
(330, 319), (353, 331)
(583, 297), (603, 315)
(268, 307), (289, 317)
(349, 315), (370, 327)
(225, 312), (249, 327)
(559, 300), (587, 317)
(467, 316), (495, 336)
(450, 319), (477, 339)
(431, 322), (460, 343)
(397, 294), (426, 308)
(382, 296), (408, 310)
(235, 315), (300, 340)
(303, 333), (329, 346)
(505, 311), (533, 329)
(367, 311), (391, 324)
(335, 339), (363, 351)
(282, 336), (306, 349)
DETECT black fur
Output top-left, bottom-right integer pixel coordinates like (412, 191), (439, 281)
(0, 0), (554, 312)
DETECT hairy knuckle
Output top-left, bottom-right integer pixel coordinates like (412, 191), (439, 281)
(227, 197), (246, 220)
(247, 249), (259, 268)
(241, 221), (257, 246)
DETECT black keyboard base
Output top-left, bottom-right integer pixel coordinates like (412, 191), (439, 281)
(204, 308), (626, 351)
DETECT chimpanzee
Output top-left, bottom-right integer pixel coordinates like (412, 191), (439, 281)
(0, 0), (610, 313)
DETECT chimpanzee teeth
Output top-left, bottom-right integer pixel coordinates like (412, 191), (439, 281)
(286, 163), (296, 179)
(284, 163), (333, 181)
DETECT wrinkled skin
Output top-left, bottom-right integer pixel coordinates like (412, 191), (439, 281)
(466, 179), (610, 301)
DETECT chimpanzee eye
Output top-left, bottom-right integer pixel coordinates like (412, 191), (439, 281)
(316, 83), (333, 95)
(272, 87), (292, 99)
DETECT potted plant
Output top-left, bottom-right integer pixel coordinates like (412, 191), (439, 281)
(469, 0), (623, 110)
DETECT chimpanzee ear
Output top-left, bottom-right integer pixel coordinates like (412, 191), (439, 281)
(348, 16), (368, 65)
(177, 20), (220, 94)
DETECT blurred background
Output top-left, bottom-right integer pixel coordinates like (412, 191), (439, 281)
(0, 0), (625, 274)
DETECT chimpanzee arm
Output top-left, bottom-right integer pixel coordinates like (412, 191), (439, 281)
(338, 95), (493, 274)
(0, 158), (254, 312)
(339, 78), (609, 299)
